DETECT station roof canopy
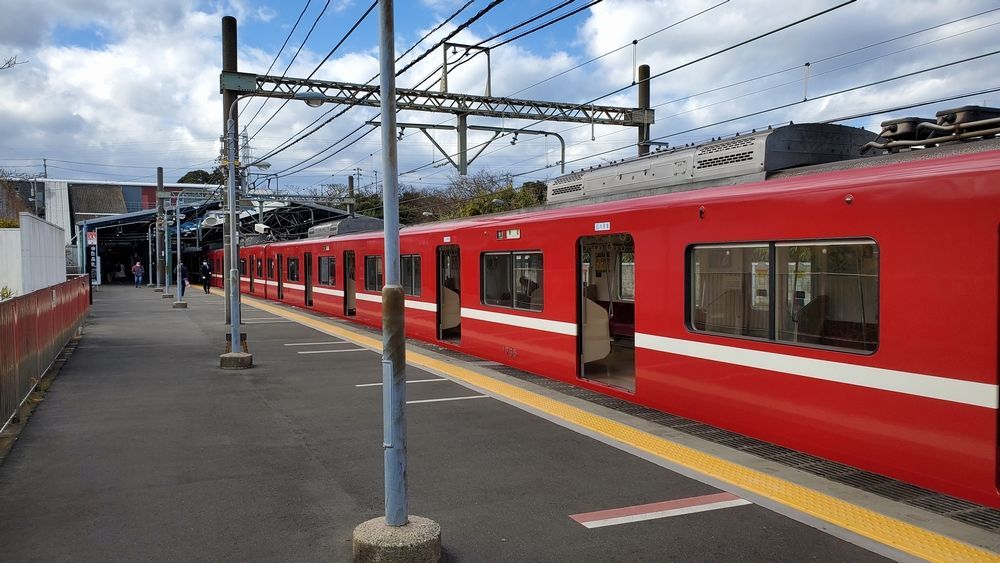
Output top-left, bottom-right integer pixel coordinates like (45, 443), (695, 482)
(76, 199), (364, 247)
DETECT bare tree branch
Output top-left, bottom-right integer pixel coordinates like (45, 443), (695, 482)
(1, 56), (28, 71)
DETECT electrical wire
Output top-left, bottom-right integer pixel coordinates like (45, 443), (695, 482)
(253, 0), (509, 168)
(399, 0), (858, 179)
(239, 0), (313, 123)
(247, 1), (375, 143)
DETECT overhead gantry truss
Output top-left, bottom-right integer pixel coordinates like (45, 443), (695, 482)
(220, 71), (653, 127)
(221, 70), (653, 175)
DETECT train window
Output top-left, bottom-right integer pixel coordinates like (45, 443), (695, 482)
(256, 258), (263, 278)
(239, 259), (247, 276)
(267, 258), (274, 279)
(690, 244), (769, 338)
(689, 240), (878, 353)
(287, 258), (300, 282)
(365, 255), (383, 291)
(401, 255), (421, 296)
(319, 256), (336, 286)
(775, 241), (878, 352)
(617, 251), (635, 301)
(481, 251), (543, 311)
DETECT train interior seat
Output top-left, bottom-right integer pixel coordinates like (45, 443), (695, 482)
(582, 298), (612, 363)
(795, 294), (827, 344)
(440, 286), (461, 330)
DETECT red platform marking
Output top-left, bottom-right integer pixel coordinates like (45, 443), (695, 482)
(570, 492), (751, 528)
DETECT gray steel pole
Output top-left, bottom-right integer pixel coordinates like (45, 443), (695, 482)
(378, 0), (408, 527)
(458, 113), (468, 175)
(147, 224), (153, 286)
(226, 117), (241, 349)
(156, 168), (165, 287)
(176, 205), (184, 302)
(164, 210), (171, 294)
(222, 16), (238, 324)
(637, 64), (650, 157)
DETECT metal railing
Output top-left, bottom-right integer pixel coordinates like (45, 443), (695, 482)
(0, 276), (90, 433)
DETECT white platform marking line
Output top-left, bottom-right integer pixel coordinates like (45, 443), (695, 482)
(284, 341), (349, 346)
(297, 348), (368, 354)
(570, 492), (751, 529)
(406, 395), (488, 405)
(355, 378), (449, 387)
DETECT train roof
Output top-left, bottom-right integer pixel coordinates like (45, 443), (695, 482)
(256, 109), (1000, 247)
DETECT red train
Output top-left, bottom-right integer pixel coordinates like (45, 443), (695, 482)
(211, 114), (1000, 507)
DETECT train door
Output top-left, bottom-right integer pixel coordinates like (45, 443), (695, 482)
(578, 233), (635, 392)
(344, 250), (356, 316)
(248, 253), (255, 294)
(304, 251), (313, 307)
(267, 256), (274, 300)
(277, 254), (284, 300)
(437, 245), (461, 341)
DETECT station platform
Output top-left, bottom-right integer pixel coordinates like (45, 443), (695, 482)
(0, 285), (998, 561)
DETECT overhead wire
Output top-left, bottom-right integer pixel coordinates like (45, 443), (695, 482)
(256, 0), (511, 172)
(455, 9), (1000, 181)
(398, 0), (858, 179)
(504, 50), (1000, 179)
(248, 0), (376, 143)
(239, 0), (313, 124)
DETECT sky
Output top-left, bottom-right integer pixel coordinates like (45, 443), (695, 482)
(0, 0), (997, 193)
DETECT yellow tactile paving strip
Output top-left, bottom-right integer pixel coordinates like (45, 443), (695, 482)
(237, 293), (999, 562)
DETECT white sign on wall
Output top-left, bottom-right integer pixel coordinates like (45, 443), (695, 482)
(86, 231), (97, 245)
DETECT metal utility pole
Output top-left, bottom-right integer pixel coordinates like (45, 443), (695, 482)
(638, 64), (651, 156)
(353, 3), (439, 559)
(347, 175), (355, 217)
(173, 204), (187, 309)
(377, 0), (407, 527)
(155, 168), (165, 289)
(147, 224), (153, 286)
(222, 15), (238, 324)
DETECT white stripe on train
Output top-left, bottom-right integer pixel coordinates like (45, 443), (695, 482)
(232, 283), (996, 409)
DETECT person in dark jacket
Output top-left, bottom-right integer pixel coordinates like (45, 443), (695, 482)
(200, 259), (213, 294)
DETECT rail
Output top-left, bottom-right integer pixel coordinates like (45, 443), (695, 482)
(0, 276), (90, 433)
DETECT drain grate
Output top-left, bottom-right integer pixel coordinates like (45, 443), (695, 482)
(953, 509), (1000, 531)
(420, 342), (1000, 533)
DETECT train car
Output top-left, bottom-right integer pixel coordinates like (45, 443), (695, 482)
(212, 112), (1000, 507)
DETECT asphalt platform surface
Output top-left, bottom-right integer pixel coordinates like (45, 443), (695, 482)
(0, 285), (902, 561)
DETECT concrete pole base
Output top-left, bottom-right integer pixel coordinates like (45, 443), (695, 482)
(352, 516), (441, 563)
(172, 301), (188, 309)
(153, 287), (164, 293)
(219, 352), (253, 370)
(162, 293), (174, 299)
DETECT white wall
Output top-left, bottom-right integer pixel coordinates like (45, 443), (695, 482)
(44, 181), (72, 244)
(0, 228), (22, 295)
(0, 213), (66, 296)
(20, 213), (66, 293)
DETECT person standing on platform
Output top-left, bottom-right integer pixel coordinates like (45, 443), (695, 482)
(200, 259), (213, 294)
(176, 262), (189, 297)
(131, 262), (144, 288)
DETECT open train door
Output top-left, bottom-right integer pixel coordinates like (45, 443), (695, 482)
(578, 233), (636, 392)
(344, 250), (356, 316)
(304, 251), (313, 307)
(437, 245), (461, 342)
(248, 254), (255, 294)
(276, 254), (284, 300)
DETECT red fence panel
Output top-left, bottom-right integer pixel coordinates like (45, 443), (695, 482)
(1, 276), (90, 432)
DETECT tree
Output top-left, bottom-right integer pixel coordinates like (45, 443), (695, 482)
(434, 170), (547, 218)
(177, 169), (224, 184)
(0, 55), (26, 71)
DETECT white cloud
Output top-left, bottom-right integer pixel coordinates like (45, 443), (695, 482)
(0, 0), (997, 187)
